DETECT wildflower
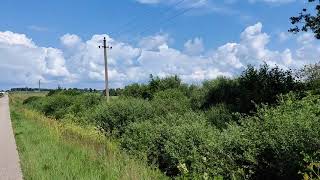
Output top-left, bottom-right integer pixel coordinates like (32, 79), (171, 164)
(177, 163), (189, 175)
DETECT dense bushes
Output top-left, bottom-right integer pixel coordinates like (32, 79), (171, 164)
(205, 103), (239, 129)
(192, 64), (300, 114)
(300, 62), (320, 94)
(238, 64), (299, 113)
(90, 97), (154, 136)
(226, 93), (320, 179)
(23, 63), (320, 179)
(121, 112), (217, 177)
(122, 75), (189, 100)
(121, 93), (320, 179)
(200, 77), (240, 110)
(86, 89), (192, 136)
(151, 89), (191, 116)
(24, 92), (102, 121)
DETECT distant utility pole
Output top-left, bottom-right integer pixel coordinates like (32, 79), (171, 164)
(99, 37), (112, 102)
(38, 80), (41, 92)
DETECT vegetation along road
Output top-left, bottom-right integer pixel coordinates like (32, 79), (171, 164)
(9, 93), (166, 180)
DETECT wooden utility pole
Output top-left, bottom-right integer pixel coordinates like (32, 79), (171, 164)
(38, 80), (41, 92)
(99, 37), (112, 102)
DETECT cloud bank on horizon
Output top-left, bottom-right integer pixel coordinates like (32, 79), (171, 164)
(0, 22), (319, 89)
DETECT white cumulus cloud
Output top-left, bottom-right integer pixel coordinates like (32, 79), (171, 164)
(0, 31), (72, 88)
(1, 22), (320, 89)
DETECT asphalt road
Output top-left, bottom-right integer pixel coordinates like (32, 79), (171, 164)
(0, 95), (23, 180)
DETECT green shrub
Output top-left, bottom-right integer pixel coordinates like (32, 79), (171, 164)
(151, 89), (191, 116)
(299, 151), (320, 180)
(122, 83), (151, 99)
(24, 93), (102, 121)
(21, 72), (320, 179)
(121, 112), (219, 178)
(238, 64), (298, 113)
(41, 95), (75, 119)
(67, 93), (102, 117)
(149, 75), (182, 94)
(122, 75), (186, 100)
(23, 96), (41, 105)
(217, 93), (320, 179)
(205, 104), (239, 129)
(89, 97), (154, 136)
(47, 89), (82, 97)
(201, 77), (240, 110)
(23, 96), (47, 113)
(189, 86), (206, 110)
(191, 64), (299, 114)
(121, 93), (320, 179)
(300, 61), (320, 92)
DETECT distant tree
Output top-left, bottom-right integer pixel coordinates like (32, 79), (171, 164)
(122, 83), (151, 99)
(193, 64), (299, 114)
(238, 64), (297, 113)
(200, 77), (240, 110)
(109, 88), (123, 96)
(299, 61), (320, 91)
(289, 0), (320, 38)
(149, 75), (182, 94)
(122, 75), (183, 100)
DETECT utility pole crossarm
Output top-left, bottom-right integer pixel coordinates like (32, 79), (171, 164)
(99, 37), (112, 102)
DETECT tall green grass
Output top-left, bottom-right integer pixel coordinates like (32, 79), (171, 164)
(10, 93), (167, 180)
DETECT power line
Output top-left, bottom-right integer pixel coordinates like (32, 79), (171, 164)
(111, 0), (187, 38)
(124, 5), (196, 43)
(137, 6), (195, 36)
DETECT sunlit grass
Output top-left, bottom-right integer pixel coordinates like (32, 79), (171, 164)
(10, 93), (167, 180)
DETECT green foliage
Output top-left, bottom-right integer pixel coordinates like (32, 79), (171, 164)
(21, 65), (320, 179)
(22, 96), (41, 105)
(109, 88), (123, 96)
(11, 93), (167, 180)
(200, 77), (240, 110)
(47, 89), (83, 97)
(149, 75), (182, 93)
(289, 0), (320, 39)
(121, 93), (320, 179)
(122, 75), (185, 100)
(220, 93), (320, 179)
(122, 83), (151, 99)
(300, 62), (320, 93)
(151, 89), (191, 116)
(190, 64), (299, 114)
(238, 64), (298, 113)
(205, 103), (239, 129)
(24, 91), (102, 120)
(90, 97), (154, 136)
(121, 112), (218, 178)
(300, 152), (320, 180)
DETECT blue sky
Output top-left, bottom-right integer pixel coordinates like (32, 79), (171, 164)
(0, 0), (319, 89)
(0, 0), (304, 48)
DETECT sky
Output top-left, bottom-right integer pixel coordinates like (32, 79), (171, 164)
(0, 0), (320, 90)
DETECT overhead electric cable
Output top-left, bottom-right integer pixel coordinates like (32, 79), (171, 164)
(111, 0), (186, 38)
(137, 6), (195, 36)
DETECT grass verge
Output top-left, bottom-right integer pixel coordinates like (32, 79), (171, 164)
(10, 93), (167, 180)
